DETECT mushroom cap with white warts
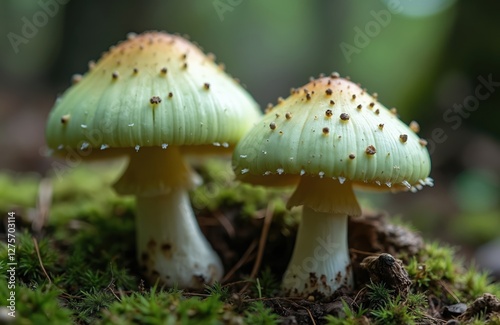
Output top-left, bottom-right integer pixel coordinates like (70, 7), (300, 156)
(232, 75), (432, 192)
(46, 31), (261, 157)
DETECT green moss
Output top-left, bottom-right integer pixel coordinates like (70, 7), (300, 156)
(324, 300), (368, 325)
(192, 159), (293, 219)
(0, 280), (73, 325)
(99, 288), (229, 325)
(251, 268), (280, 298)
(0, 231), (60, 285)
(0, 171), (40, 211)
(361, 282), (428, 325)
(407, 242), (458, 292)
(406, 241), (500, 305)
(370, 295), (417, 325)
(243, 301), (279, 325)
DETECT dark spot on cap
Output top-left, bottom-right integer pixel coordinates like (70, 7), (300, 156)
(369, 102), (375, 108)
(112, 71), (119, 80)
(133, 68), (139, 74)
(306, 93), (311, 100)
(160, 67), (167, 75)
(340, 113), (350, 121)
(378, 124), (384, 130)
(203, 82), (210, 90)
(325, 109), (333, 117)
(400, 134), (408, 143)
(182, 62), (188, 69)
(285, 112), (292, 120)
(349, 153), (356, 159)
(61, 115), (70, 124)
(351, 94), (356, 100)
(329, 100), (335, 106)
(357, 104), (362, 110)
(168, 92), (173, 98)
(325, 88), (333, 96)
(150, 96), (162, 104)
(366, 145), (377, 155)
(375, 109), (380, 115)
(322, 127), (330, 135)
(269, 122), (276, 130)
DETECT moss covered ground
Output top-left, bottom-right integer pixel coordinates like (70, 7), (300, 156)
(0, 159), (499, 324)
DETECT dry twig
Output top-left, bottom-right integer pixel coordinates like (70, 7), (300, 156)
(32, 237), (52, 284)
(238, 203), (274, 294)
(222, 239), (258, 283)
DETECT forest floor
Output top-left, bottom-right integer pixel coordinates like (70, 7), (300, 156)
(0, 159), (499, 324)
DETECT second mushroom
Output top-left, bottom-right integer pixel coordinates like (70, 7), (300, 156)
(232, 74), (433, 297)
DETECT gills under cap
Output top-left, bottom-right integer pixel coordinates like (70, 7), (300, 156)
(233, 75), (432, 192)
(46, 31), (261, 156)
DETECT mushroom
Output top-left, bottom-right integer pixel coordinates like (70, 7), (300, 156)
(232, 74), (432, 297)
(45, 31), (261, 289)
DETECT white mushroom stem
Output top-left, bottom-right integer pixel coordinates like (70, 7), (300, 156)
(283, 176), (361, 297)
(113, 147), (223, 288)
(282, 209), (351, 297)
(136, 190), (223, 288)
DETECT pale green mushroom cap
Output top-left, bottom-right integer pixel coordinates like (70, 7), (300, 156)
(232, 75), (433, 193)
(45, 31), (261, 157)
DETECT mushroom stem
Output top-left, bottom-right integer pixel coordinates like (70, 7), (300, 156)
(283, 177), (360, 297)
(282, 209), (352, 297)
(136, 190), (223, 288)
(113, 147), (223, 288)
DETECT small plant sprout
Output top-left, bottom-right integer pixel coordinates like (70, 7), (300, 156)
(45, 31), (261, 289)
(232, 74), (432, 297)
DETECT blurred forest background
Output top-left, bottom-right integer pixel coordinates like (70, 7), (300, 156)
(0, 0), (499, 276)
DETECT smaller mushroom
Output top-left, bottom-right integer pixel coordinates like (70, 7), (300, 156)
(232, 75), (432, 298)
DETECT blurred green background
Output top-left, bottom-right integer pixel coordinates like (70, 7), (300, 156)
(0, 0), (499, 275)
